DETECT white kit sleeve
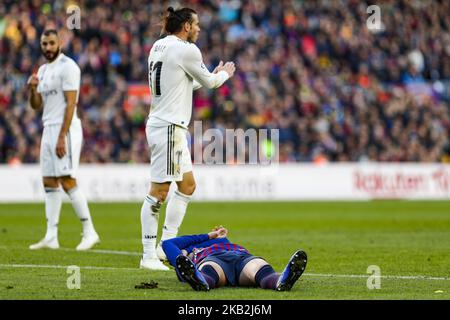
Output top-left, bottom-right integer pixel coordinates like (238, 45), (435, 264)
(193, 79), (203, 90)
(62, 62), (81, 92)
(180, 45), (229, 89)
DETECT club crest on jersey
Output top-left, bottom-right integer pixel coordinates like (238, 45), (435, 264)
(42, 89), (58, 97)
(192, 247), (205, 261)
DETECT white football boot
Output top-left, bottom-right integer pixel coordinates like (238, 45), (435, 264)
(29, 237), (59, 250)
(76, 233), (100, 251)
(156, 242), (167, 261)
(140, 257), (170, 271)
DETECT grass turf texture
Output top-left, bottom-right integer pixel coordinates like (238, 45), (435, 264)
(0, 201), (449, 300)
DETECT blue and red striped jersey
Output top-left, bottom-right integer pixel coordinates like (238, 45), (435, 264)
(192, 241), (249, 264)
(161, 234), (250, 267)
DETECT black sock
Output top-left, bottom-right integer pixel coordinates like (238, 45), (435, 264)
(200, 265), (219, 289)
(255, 265), (279, 290)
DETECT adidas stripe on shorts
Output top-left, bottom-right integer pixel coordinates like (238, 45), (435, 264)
(146, 123), (193, 183)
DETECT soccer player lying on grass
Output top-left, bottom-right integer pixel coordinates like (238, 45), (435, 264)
(161, 226), (307, 291)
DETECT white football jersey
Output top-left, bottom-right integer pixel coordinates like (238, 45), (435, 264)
(37, 53), (81, 127)
(147, 35), (229, 128)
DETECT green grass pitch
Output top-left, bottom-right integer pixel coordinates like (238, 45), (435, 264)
(0, 201), (449, 299)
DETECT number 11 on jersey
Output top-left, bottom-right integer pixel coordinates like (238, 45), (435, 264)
(149, 61), (163, 97)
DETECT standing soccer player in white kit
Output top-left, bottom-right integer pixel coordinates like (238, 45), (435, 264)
(27, 30), (100, 251)
(140, 7), (235, 270)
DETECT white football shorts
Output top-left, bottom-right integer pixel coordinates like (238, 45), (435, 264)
(146, 123), (193, 183)
(40, 120), (82, 178)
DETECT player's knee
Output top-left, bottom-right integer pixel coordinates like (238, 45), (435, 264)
(43, 178), (59, 189)
(179, 182), (196, 196)
(152, 189), (168, 203)
(60, 178), (77, 193)
(239, 258), (269, 286)
(189, 182), (196, 195)
(150, 182), (171, 203)
(199, 262), (226, 287)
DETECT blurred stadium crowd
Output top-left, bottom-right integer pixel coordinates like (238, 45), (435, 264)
(1, 0), (449, 164)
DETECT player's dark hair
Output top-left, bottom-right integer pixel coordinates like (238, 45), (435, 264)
(162, 7), (197, 35)
(42, 29), (58, 37)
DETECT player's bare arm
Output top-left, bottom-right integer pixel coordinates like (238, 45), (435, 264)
(56, 90), (77, 158)
(27, 74), (43, 111)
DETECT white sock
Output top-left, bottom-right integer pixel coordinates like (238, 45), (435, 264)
(161, 190), (191, 241)
(44, 187), (62, 241)
(141, 194), (161, 260)
(67, 186), (96, 236)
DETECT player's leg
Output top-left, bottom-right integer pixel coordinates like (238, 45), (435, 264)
(158, 126), (195, 259)
(139, 182), (170, 270)
(198, 261), (227, 289)
(59, 122), (99, 250)
(140, 124), (174, 270)
(30, 126), (62, 250)
(29, 176), (62, 250)
(60, 176), (100, 250)
(238, 258), (276, 288)
(175, 255), (210, 291)
(168, 171), (196, 239)
(238, 250), (308, 291)
(159, 171), (195, 243)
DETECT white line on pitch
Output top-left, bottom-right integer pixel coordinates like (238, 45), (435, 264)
(303, 273), (450, 281)
(0, 264), (449, 281)
(0, 264), (137, 271)
(0, 246), (141, 256)
(60, 248), (141, 256)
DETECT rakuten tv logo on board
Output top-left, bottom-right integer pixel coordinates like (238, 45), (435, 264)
(353, 167), (450, 199)
(354, 171), (425, 198)
(431, 168), (449, 192)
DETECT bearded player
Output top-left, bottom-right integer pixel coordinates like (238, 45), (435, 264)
(27, 30), (100, 251)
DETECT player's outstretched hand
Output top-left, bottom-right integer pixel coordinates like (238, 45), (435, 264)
(208, 226), (228, 239)
(27, 74), (39, 89)
(214, 61), (235, 78)
(216, 226), (228, 238)
(223, 62), (235, 78)
(213, 61), (224, 74)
